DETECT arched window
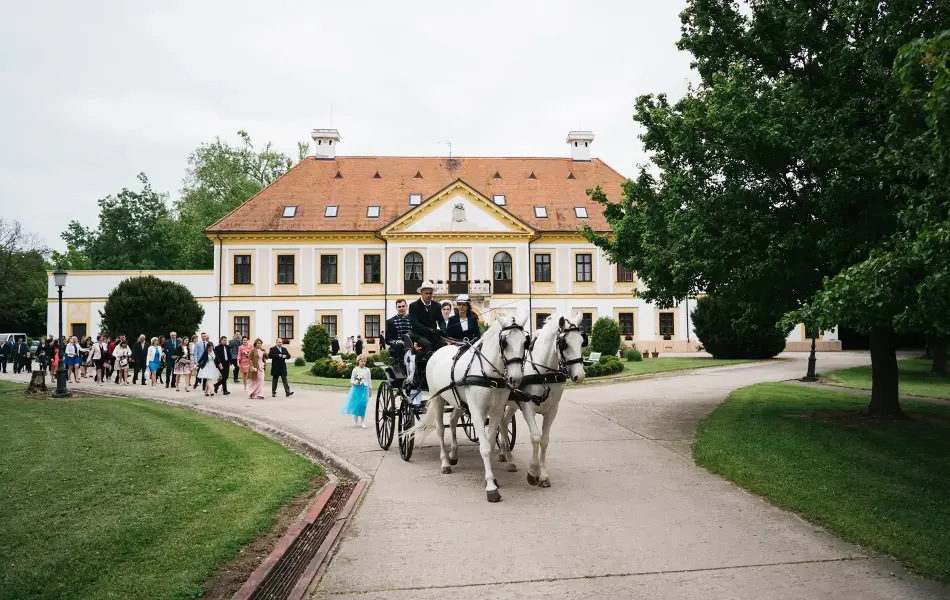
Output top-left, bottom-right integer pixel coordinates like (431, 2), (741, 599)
(404, 252), (424, 294)
(449, 252), (468, 281)
(448, 251), (468, 293)
(493, 251), (512, 294)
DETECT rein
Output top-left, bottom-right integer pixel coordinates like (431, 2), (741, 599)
(513, 320), (586, 406)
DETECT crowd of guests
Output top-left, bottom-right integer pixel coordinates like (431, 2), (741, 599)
(0, 332), (295, 400)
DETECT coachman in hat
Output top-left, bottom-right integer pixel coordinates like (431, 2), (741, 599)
(408, 280), (445, 359)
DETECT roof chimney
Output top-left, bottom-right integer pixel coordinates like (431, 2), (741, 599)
(566, 131), (594, 162)
(311, 128), (341, 160)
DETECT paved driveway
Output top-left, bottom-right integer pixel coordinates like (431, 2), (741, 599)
(4, 352), (946, 599)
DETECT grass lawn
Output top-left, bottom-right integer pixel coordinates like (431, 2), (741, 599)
(0, 379), (322, 600)
(694, 382), (950, 583)
(265, 362), (351, 388)
(823, 358), (950, 400)
(620, 356), (755, 376)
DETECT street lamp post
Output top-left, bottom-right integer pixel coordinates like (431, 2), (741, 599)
(803, 335), (818, 382)
(52, 270), (70, 398)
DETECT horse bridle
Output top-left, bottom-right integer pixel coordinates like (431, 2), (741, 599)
(498, 321), (529, 368)
(556, 321), (588, 368)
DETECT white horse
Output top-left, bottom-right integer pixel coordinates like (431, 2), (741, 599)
(405, 313), (529, 502)
(497, 313), (587, 488)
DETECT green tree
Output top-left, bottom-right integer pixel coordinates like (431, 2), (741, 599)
(174, 131), (294, 269)
(585, 1), (949, 416)
(786, 31), (950, 412)
(0, 219), (48, 333)
(51, 173), (177, 270)
(589, 317), (621, 357)
(301, 322), (331, 362)
(99, 276), (204, 340)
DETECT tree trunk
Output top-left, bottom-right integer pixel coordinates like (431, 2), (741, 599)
(867, 327), (903, 417)
(929, 334), (948, 375)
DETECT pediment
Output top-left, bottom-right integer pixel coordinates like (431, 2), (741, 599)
(381, 180), (534, 237)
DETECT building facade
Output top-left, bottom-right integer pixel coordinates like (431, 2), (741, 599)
(47, 129), (839, 354)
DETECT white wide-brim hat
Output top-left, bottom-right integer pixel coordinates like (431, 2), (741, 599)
(455, 294), (471, 303)
(417, 280), (435, 292)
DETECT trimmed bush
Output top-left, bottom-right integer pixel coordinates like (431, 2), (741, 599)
(625, 349), (642, 362)
(302, 323), (331, 362)
(294, 357), (306, 367)
(590, 317), (622, 357)
(584, 354), (624, 378)
(99, 275), (204, 340)
(691, 295), (788, 359)
(370, 366), (386, 381)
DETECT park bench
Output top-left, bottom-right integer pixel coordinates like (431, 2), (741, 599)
(583, 351), (601, 365)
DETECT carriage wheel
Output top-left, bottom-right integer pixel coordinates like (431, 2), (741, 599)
(375, 382), (395, 450)
(459, 412), (478, 443)
(398, 402), (416, 461)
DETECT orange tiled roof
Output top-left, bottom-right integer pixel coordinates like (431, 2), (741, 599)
(206, 156), (627, 234)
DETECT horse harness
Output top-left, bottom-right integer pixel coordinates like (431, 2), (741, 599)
(511, 322), (588, 406)
(431, 322), (529, 412)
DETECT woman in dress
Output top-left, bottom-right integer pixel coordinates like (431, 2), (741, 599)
(341, 355), (372, 427)
(113, 339), (132, 386)
(65, 336), (82, 383)
(447, 294), (481, 343)
(238, 338), (252, 390)
(80, 337), (92, 379)
(157, 336), (166, 384)
(247, 338), (266, 399)
(146, 337), (162, 388)
(174, 338), (193, 392)
(197, 340), (218, 396)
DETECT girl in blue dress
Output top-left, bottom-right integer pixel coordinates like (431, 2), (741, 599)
(341, 355), (372, 428)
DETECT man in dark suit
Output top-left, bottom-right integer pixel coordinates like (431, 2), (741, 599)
(408, 281), (445, 356)
(354, 335), (364, 356)
(268, 338), (294, 397)
(131, 334), (148, 385)
(0, 338), (10, 373)
(13, 338), (30, 374)
(331, 335), (340, 355)
(385, 299), (413, 349)
(163, 332), (179, 388)
(213, 336), (231, 395)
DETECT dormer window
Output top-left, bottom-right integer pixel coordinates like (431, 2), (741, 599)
(574, 206), (588, 218)
(409, 193), (422, 206)
(325, 205), (338, 218)
(493, 194), (506, 206)
(282, 205), (297, 218)
(367, 205), (380, 218)
(534, 206), (547, 218)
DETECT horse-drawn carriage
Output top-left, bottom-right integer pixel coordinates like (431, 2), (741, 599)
(373, 313), (588, 503)
(374, 335), (516, 461)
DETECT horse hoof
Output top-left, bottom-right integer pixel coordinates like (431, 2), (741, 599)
(539, 479), (551, 488)
(498, 454), (507, 462)
(441, 466), (452, 474)
(506, 463), (518, 473)
(449, 457), (458, 466)
(486, 489), (502, 503)
(526, 473), (539, 486)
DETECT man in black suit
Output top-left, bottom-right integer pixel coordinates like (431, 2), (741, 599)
(13, 338), (30, 374)
(331, 335), (340, 355)
(213, 336), (231, 395)
(354, 335), (364, 356)
(408, 281), (445, 356)
(0, 338), (10, 373)
(163, 332), (179, 388)
(268, 338), (294, 397)
(131, 334), (148, 385)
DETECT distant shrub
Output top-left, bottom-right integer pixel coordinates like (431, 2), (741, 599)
(691, 296), (787, 359)
(590, 317), (622, 356)
(625, 349), (642, 362)
(302, 323), (331, 362)
(294, 357), (306, 367)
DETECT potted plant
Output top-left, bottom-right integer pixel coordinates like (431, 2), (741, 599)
(651, 348), (659, 358)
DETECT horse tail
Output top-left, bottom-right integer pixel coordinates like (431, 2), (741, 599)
(403, 391), (441, 445)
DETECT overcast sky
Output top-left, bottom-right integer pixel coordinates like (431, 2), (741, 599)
(1, 0), (695, 250)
